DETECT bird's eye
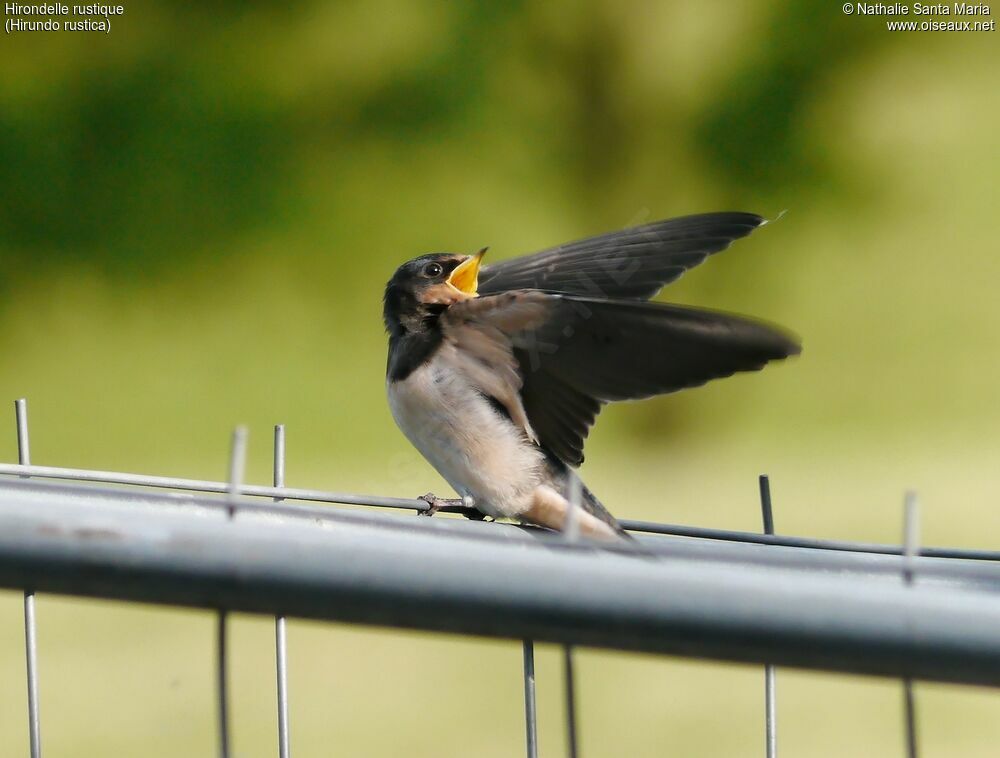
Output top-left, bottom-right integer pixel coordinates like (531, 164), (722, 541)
(422, 262), (444, 278)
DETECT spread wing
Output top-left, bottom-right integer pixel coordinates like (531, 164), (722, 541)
(478, 212), (765, 300)
(444, 291), (800, 466)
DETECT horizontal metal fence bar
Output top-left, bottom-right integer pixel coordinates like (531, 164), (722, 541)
(1, 477), (998, 594)
(2, 465), (998, 562)
(0, 463), (427, 512)
(619, 518), (1000, 562)
(1, 479), (1000, 687)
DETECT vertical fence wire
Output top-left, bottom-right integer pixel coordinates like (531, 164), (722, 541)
(273, 425), (290, 758)
(563, 644), (579, 758)
(759, 475), (777, 758)
(218, 426), (248, 758)
(522, 640), (538, 758)
(563, 472), (582, 758)
(521, 470), (539, 758)
(217, 610), (231, 758)
(16, 399), (42, 758)
(902, 492), (919, 758)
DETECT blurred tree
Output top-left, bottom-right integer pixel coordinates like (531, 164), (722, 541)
(696, 0), (886, 197)
(0, 58), (290, 280)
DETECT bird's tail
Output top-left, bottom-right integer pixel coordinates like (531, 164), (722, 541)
(546, 456), (630, 539)
(577, 480), (632, 539)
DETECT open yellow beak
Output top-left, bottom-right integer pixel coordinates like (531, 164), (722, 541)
(446, 248), (486, 296)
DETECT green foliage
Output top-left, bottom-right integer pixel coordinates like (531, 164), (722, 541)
(0, 0), (997, 451)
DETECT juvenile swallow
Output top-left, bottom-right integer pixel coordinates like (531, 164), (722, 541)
(383, 212), (799, 539)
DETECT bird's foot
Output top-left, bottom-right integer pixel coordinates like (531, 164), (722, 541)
(418, 492), (463, 517)
(418, 493), (487, 520)
(462, 508), (487, 521)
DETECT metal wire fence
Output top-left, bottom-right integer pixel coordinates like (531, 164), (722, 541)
(2, 398), (1000, 757)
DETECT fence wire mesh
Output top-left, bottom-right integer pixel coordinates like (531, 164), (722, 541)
(2, 398), (999, 757)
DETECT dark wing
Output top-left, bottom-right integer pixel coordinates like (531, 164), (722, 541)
(448, 292), (801, 466)
(478, 212), (765, 300)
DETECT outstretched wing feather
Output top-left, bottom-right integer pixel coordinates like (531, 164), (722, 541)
(447, 292), (800, 466)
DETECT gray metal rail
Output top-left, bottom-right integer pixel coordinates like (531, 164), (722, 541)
(2, 462), (997, 563)
(1, 476), (999, 687)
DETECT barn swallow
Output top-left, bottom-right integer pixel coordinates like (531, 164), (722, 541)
(383, 212), (799, 539)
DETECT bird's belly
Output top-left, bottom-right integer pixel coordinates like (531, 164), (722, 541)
(386, 362), (545, 518)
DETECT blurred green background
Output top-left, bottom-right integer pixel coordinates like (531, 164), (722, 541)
(1, 1), (999, 755)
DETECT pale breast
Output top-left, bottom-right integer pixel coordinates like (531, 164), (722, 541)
(386, 348), (546, 518)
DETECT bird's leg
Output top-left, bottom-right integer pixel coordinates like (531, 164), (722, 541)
(417, 492), (464, 517)
(457, 495), (489, 521)
(418, 493), (487, 520)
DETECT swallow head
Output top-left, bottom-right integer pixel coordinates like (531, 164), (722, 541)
(383, 249), (486, 336)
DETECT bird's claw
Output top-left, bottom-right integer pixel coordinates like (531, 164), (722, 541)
(418, 492), (461, 517)
(418, 493), (486, 520)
